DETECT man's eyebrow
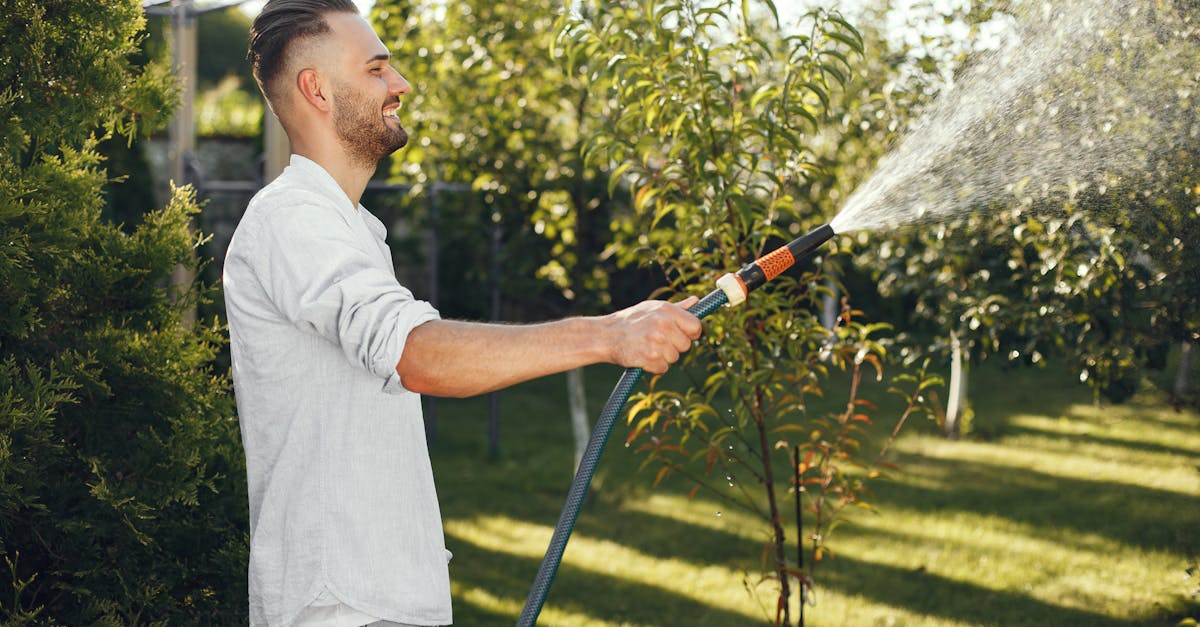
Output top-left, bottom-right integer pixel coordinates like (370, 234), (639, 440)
(366, 53), (391, 64)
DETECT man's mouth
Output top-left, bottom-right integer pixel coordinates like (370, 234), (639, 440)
(384, 104), (401, 121)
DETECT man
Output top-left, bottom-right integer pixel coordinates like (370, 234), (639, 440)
(223, 1), (703, 625)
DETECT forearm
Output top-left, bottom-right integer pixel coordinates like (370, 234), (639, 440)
(396, 318), (612, 398)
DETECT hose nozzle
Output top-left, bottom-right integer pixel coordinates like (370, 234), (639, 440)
(716, 223), (836, 307)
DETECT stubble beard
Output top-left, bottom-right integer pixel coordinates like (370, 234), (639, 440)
(331, 80), (409, 169)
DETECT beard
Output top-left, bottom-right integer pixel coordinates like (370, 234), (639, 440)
(331, 79), (409, 168)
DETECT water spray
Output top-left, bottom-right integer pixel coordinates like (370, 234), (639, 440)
(516, 223), (837, 626)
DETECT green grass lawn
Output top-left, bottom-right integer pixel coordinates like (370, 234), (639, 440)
(427, 357), (1200, 626)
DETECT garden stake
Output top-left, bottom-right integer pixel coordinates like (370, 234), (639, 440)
(517, 223), (837, 626)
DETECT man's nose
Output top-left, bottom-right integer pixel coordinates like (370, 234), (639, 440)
(389, 67), (411, 96)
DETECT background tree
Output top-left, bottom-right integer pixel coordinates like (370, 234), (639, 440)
(0, 0), (246, 622)
(373, 0), (628, 465)
(848, 0), (1200, 426)
(373, 0), (617, 321)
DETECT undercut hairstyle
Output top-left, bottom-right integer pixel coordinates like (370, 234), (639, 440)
(247, 0), (358, 104)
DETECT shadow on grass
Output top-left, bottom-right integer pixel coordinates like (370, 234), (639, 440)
(875, 453), (1200, 553)
(430, 365), (1198, 625)
(444, 533), (766, 626)
(815, 552), (1148, 627)
(559, 492), (1152, 627)
(571, 499), (764, 565)
(1001, 419), (1200, 460)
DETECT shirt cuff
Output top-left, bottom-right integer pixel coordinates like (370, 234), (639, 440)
(380, 309), (441, 395)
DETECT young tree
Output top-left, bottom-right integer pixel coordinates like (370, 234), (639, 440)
(558, 2), (936, 623)
(0, 1), (246, 622)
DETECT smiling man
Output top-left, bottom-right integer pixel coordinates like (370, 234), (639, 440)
(223, 2), (702, 626)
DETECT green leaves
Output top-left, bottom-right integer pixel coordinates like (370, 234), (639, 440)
(376, 0), (618, 315)
(1, 2), (245, 621)
(565, 2), (930, 619)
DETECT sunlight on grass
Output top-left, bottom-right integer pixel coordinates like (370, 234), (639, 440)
(907, 407), (1200, 495)
(621, 493), (763, 542)
(445, 511), (984, 626)
(444, 514), (764, 624)
(611, 398), (1199, 624)
(449, 581), (629, 627)
(843, 505), (1185, 620)
(609, 495), (985, 626)
(437, 368), (1199, 625)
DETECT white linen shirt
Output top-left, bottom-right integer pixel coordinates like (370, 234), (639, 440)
(223, 155), (450, 627)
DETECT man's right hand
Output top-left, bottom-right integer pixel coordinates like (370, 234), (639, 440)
(601, 296), (703, 374)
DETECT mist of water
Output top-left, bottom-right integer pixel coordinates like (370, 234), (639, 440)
(830, 0), (1200, 234)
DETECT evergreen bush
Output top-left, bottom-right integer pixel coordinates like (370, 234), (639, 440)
(1, 1), (246, 622)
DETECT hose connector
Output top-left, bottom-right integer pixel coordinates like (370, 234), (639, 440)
(715, 272), (747, 307)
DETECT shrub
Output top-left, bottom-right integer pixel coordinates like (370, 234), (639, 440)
(1, 1), (246, 622)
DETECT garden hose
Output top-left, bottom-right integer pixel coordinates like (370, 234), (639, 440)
(516, 223), (837, 626)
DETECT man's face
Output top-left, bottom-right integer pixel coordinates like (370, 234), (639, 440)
(330, 75), (408, 167)
(324, 12), (411, 167)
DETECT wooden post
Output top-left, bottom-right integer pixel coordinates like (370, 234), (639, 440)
(263, 112), (290, 182)
(944, 331), (968, 439)
(168, 0), (196, 187)
(488, 209), (502, 461)
(169, 0), (198, 324)
(1175, 339), (1195, 403)
(423, 185), (441, 445)
(568, 368), (588, 472)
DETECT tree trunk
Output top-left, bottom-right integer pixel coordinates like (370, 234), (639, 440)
(945, 332), (969, 439)
(820, 277), (838, 330)
(1175, 340), (1195, 402)
(568, 367), (589, 471)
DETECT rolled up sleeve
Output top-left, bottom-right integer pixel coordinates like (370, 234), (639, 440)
(255, 201), (439, 393)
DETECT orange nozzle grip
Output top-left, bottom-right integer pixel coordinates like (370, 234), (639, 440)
(755, 246), (796, 282)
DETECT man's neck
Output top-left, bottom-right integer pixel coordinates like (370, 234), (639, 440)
(292, 145), (376, 207)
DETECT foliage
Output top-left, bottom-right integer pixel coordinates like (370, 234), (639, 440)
(195, 74), (264, 138)
(143, 6), (263, 137)
(557, 1), (936, 623)
(849, 1), (1200, 406)
(373, 0), (616, 319)
(0, 0), (246, 622)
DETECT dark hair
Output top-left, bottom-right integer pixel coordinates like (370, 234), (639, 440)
(247, 0), (358, 102)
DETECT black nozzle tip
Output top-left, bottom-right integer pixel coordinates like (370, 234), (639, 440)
(786, 223), (835, 260)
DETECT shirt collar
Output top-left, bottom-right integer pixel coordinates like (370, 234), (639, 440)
(286, 154), (367, 214)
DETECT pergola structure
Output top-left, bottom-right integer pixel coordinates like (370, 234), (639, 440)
(142, 0), (291, 188)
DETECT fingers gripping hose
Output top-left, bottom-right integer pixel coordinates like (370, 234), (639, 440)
(516, 224), (835, 626)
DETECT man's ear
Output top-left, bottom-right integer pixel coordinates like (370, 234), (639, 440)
(296, 68), (330, 113)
